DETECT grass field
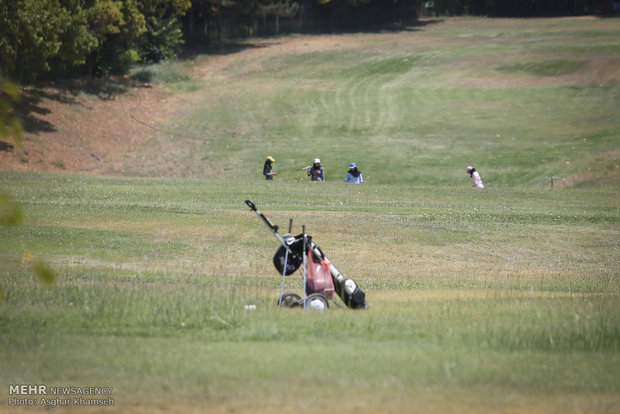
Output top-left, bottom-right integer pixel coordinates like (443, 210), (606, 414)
(1, 17), (620, 413)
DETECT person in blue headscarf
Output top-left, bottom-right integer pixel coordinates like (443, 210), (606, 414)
(344, 162), (363, 184)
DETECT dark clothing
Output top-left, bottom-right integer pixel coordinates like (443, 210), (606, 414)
(308, 165), (324, 181)
(263, 161), (274, 180)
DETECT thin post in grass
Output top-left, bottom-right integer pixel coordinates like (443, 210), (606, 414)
(546, 176), (564, 189)
(277, 219), (293, 307)
(302, 224), (307, 310)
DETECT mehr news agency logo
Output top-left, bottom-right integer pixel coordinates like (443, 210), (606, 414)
(7, 384), (114, 408)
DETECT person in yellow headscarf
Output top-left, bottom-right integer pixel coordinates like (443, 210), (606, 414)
(264, 156), (277, 180)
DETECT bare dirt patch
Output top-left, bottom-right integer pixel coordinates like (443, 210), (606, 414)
(0, 35), (357, 177)
(0, 78), (185, 176)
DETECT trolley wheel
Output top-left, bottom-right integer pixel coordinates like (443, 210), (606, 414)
(279, 292), (302, 308)
(305, 293), (329, 310)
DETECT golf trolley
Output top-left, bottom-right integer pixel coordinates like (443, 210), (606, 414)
(245, 200), (368, 310)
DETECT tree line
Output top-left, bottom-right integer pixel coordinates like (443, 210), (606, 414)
(0, 0), (615, 84)
(419, 0), (611, 18)
(1, 0), (193, 83)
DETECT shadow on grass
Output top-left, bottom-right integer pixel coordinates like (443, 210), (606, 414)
(52, 76), (150, 100)
(180, 19), (441, 60)
(181, 40), (271, 60)
(16, 77), (150, 135)
(15, 91), (55, 134)
(334, 16), (442, 34)
(0, 141), (15, 151)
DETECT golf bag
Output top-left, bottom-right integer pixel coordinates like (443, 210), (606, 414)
(247, 200), (368, 309)
(305, 245), (335, 301)
(273, 234), (367, 308)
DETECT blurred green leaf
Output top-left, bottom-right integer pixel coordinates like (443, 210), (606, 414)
(22, 251), (55, 284)
(0, 76), (23, 146)
(32, 260), (55, 284)
(0, 193), (24, 225)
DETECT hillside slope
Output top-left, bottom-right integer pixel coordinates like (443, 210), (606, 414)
(1, 17), (619, 188)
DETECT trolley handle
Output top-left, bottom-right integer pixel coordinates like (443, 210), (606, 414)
(245, 199), (278, 233)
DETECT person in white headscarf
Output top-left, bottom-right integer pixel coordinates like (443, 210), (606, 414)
(466, 165), (484, 189)
(308, 158), (325, 182)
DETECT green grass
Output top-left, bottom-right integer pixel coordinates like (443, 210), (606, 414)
(150, 17), (620, 188)
(130, 62), (191, 84)
(1, 172), (618, 412)
(1, 16), (620, 413)
(496, 60), (585, 77)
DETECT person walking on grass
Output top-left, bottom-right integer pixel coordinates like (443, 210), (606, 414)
(308, 158), (325, 182)
(264, 156), (276, 180)
(466, 165), (484, 189)
(344, 162), (363, 184)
